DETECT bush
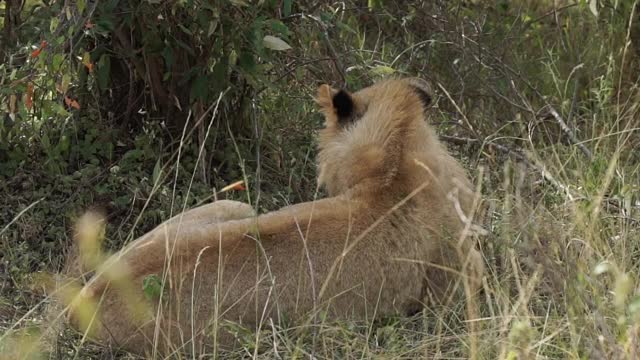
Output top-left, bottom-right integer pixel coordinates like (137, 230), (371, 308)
(1, 0), (639, 358)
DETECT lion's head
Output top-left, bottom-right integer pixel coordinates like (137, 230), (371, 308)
(315, 78), (438, 196)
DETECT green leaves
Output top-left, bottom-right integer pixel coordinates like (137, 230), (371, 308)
(268, 20), (290, 37)
(142, 274), (164, 301)
(97, 55), (111, 91)
(370, 65), (395, 76)
(283, 0), (292, 17)
(50, 18), (60, 33)
(368, 0), (383, 10)
(0, 0), (305, 182)
(162, 46), (174, 72)
(77, 0), (86, 14)
(239, 52), (257, 74)
(152, 158), (163, 186)
(190, 75), (209, 102)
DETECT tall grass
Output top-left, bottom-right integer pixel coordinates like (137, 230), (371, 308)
(1, 1), (639, 359)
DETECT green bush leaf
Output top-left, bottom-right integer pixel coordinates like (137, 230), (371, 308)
(239, 52), (256, 74)
(77, 0), (86, 14)
(190, 75), (209, 102)
(283, 0), (292, 17)
(152, 158), (163, 185)
(97, 55), (111, 91)
(50, 18), (60, 33)
(368, 0), (383, 10)
(370, 65), (395, 76)
(162, 46), (174, 71)
(142, 274), (163, 301)
(211, 60), (228, 92)
(52, 54), (64, 72)
(268, 20), (290, 37)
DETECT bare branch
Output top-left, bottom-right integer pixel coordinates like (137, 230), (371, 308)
(307, 15), (347, 87)
(544, 105), (593, 160)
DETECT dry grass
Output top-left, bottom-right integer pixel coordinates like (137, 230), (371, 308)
(1, 1), (640, 359)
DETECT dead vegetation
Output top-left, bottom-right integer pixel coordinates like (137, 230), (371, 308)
(1, 0), (639, 359)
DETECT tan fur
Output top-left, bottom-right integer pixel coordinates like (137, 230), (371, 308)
(66, 78), (483, 355)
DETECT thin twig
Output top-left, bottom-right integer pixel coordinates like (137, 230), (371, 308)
(545, 105), (593, 159)
(522, 3), (579, 30)
(566, 77), (580, 131)
(454, 34), (594, 160)
(0, 198), (44, 237)
(437, 82), (480, 138)
(307, 15), (347, 86)
(255, 57), (333, 96)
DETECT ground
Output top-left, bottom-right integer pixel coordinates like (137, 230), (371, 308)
(1, 1), (640, 359)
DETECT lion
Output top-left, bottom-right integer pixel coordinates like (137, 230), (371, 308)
(63, 77), (484, 356)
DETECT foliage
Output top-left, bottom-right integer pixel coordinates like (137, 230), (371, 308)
(0, 0), (639, 359)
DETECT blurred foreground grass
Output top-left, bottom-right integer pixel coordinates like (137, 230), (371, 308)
(1, 1), (640, 358)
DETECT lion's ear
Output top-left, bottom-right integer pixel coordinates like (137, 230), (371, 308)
(331, 90), (353, 118)
(407, 78), (433, 109)
(316, 84), (334, 109)
(316, 85), (354, 124)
